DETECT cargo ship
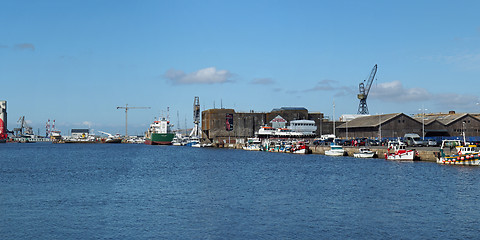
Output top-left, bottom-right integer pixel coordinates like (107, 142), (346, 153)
(145, 117), (174, 145)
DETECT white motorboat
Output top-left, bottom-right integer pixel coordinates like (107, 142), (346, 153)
(353, 148), (376, 158)
(325, 143), (346, 156)
(243, 138), (262, 151)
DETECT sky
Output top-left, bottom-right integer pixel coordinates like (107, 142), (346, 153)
(1, 0), (480, 136)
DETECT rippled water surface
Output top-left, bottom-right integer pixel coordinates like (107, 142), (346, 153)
(1, 143), (480, 239)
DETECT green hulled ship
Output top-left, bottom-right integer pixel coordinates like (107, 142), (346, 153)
(145, 117), (174, 145)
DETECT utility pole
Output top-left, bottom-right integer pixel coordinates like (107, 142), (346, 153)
(116, 104), (150, 137)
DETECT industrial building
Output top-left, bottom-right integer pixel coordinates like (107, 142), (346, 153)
(336, 112), (480, 139)
(202, 107), (480, 144)
(201, 107), (327, 144)
(335, 113), (422, 139)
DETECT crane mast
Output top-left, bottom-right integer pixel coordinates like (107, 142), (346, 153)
(189, 96), (201, 138)
(357, 64), (377, 115)
(116, 104), (150, 137)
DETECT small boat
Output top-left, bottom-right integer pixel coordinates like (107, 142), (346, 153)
(325, 142), (346, 156)
(243, 138), (262, 151)
(384, 140), (417, 161)
(436, 140), (480, 166)
(99, 131), (122, 143)
(291, 141), (310, 154)
(353, 148), (376, 158)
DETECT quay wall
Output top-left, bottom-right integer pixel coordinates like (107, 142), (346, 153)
(227, 143), (439, 162)
(310, 146), (438, 162)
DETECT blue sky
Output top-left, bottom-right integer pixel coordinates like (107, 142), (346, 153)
(1, 0), (480, 136)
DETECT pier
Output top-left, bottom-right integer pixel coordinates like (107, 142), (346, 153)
(310, 146), (438, 162)
(224, 143), (440, 162)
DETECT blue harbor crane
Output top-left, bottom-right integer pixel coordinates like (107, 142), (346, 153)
(357, 64), (378, 115)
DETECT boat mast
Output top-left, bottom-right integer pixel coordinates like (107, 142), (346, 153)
(333, 100), (336, 139)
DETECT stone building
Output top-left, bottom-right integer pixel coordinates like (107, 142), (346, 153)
(201, 107), (325, 144)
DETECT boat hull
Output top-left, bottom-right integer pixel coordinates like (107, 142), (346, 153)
(293, 149), (307, 154)
(104, 139), (122, 144)
(145, 133), (174, 145)
(325, 150), (346, 156)
(437, 153), (480, 166)
(385, 151), (415, 161)
(354, 153), (375, 158)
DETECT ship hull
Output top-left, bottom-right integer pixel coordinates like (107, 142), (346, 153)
(145, 133), (174, 145)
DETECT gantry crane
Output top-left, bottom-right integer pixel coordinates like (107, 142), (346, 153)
(357, 64), (378, 115)
(116, 104), (150, 137)
(189, 96), (201, 138)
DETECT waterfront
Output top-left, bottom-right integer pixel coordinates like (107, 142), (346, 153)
(1, 143), (480, 239)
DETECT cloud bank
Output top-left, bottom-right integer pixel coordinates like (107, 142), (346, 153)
(14, 43), (35, 51)
(305, 79), (356, 97)
(251, 78), (275, 85)
(164, 67), (233, 84)
(369, 81), (432, 102)
(370, 80), (479, 111)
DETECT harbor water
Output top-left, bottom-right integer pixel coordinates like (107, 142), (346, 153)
(1, 143), (480, 239)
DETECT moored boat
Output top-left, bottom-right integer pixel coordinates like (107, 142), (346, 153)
(325, 142), (346, 156)
(243, 138), (262, 151)
(353, 148), (376, 158)
(99, 131), (123, 143)
(384, 140), (417, 161)
(145, 117), (175, 145)
(436, 140), (480, 166)
(291, 141), (311, 154)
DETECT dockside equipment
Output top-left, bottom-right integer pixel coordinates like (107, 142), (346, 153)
(357, 64), (377, 115)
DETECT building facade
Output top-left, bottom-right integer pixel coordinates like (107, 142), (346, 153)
(201, 107), (325, 144)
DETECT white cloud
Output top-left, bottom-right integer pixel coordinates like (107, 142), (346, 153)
(164, 67), (233, 84)
(432, 93), (479, 111)
(82, 121), (93, 127)
(369, 80), (480, 111)
(369, 81), (432, 102)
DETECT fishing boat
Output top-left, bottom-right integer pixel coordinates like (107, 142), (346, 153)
(353, 148), (376, 158)
(325, 142), (346, 156)
(292, 141), (310, 154)
(145, 117), (175, 145)
(384, 140), (417, 161)
(436, 140), (480, 166)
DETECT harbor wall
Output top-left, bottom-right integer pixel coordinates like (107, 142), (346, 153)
(310, 146), (439, 161)
(226, 143), (440, 162)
